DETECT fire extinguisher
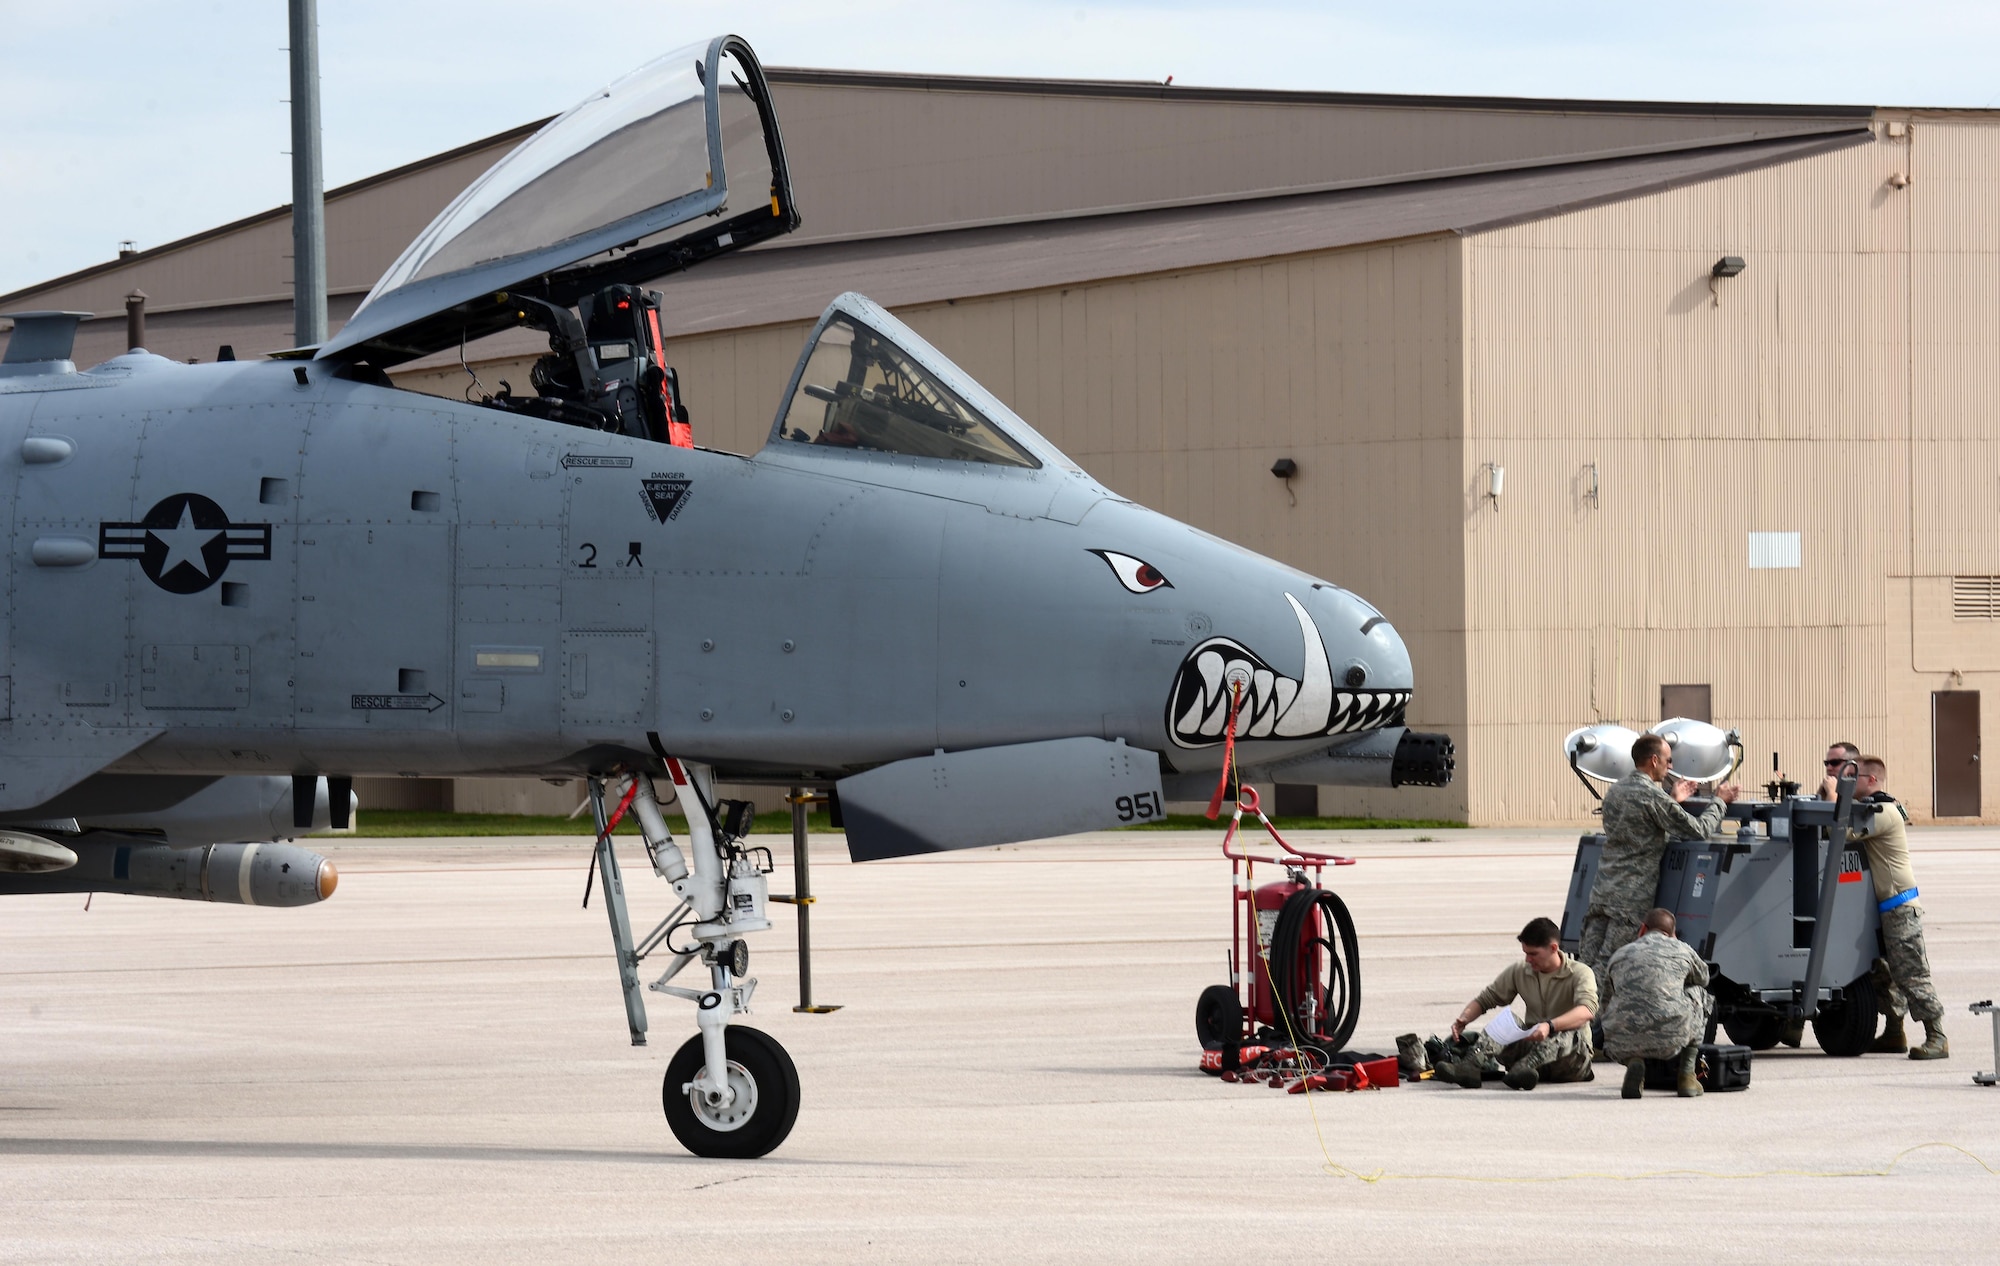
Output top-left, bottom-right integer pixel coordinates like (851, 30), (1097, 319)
(1251, 876), (1311, 1029)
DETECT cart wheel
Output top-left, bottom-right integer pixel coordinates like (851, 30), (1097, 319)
(1195, 984), (1244, 1052)
(662, 1026), (800, 1158)
(1268, 887), (1361, 1054)
(1723, 1011), (1786, 1051)
(1812, 973), (1878, 1058)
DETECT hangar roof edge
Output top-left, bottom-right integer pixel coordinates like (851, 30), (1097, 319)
(763, 66), (1877, 121)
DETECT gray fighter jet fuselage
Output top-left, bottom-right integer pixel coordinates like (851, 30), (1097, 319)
(1, 302), (1442, 834)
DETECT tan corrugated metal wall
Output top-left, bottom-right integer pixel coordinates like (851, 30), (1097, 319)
(1465, 120), (2000, 824)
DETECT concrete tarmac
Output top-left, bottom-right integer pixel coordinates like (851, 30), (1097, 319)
(3, 826), (1997, 1263)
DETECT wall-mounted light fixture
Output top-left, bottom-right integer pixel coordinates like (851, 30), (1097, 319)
(1483, 462), (1505, 510)
(1709, 255), (1745, 307)
(1271, 457), (1298, 507)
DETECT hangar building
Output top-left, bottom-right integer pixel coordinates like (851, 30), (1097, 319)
(6, 69), (1996, 825)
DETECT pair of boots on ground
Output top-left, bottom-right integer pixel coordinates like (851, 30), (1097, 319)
(1434, 1041), (1572, 1092)
(1867, 1014), (1949, 1059)
(1396, 1032), (1571, 1092)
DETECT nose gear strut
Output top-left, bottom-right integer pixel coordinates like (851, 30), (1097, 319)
(582, 758), (801, 1157)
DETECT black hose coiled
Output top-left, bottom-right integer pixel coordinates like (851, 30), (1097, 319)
(1268, 886), (1362, 1054)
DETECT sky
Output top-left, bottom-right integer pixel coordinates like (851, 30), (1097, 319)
(4, 0), (2000, 296)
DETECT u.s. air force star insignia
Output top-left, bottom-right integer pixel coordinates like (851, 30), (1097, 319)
(99, 493), (273, 594)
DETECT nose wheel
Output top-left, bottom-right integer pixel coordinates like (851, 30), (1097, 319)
(662, 1025), (800, 1158)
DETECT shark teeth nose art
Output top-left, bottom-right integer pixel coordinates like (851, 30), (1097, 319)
(1165, 593), (1409, 749)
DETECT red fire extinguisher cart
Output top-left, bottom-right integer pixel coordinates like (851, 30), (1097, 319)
(1195, 785), (1362, 1066)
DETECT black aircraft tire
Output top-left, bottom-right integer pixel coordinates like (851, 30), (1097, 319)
(1812, 974), (1878, 1058)
(1723, 1011), (1786, 1052)
(1268, 887), (1362, 1054)
(1195, 984), (1245, 1065)
(662, 1026), (800, 1158)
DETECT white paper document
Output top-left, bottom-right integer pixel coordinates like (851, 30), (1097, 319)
(1483, 1009), (1538, 1045)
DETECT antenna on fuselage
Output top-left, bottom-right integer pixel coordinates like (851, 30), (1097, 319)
(288, 0), (328, 348)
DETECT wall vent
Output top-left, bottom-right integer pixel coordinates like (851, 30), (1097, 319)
(1952, 575), (2000, 619)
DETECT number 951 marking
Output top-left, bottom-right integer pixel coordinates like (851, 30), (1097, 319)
(1116, 791), (1163, 822)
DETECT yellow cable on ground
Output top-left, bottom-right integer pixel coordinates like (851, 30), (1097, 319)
(1247, 885), (1998, 1185)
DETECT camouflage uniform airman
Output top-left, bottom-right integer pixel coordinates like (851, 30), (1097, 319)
(1578, 770), (1725, 983)
(1449, 954), (1599, 1088)
(1849, 792), (1946, 1057)
(1600, 930), (1712, 1062)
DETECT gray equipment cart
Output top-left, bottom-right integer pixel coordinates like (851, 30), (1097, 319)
(1560, 787), (1886, 1056)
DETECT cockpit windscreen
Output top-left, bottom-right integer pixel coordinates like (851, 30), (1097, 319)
(777, 317), (1039, 468)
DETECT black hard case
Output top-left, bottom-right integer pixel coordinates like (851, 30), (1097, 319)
(1641, 1042), (1752, 1091)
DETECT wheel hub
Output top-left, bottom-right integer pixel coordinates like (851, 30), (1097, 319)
(686, 1059), (759, 1131)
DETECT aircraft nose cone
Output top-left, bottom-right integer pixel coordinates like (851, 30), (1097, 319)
(1307, 584), (1413, 693)
(316, 859), (339, 901)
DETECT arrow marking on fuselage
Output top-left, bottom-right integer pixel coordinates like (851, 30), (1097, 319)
(350, 694), (447, 712)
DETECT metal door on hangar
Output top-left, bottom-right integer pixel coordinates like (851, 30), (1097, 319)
(1933, 690), (1981, 817)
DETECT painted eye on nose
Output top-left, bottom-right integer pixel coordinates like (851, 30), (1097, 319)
(1090, 549), (1173, 593)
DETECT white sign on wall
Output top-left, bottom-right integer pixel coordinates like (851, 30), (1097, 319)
(1748, 531), (1802, 569)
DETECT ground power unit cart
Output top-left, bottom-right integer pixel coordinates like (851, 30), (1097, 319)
(1560, 785), (1886, 1055)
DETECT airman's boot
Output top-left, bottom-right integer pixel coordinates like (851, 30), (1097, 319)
(1397, 1033), (1431, 1075)
(1871, 1015), (1909, 1054)
(1910, 1022), (1950, 1060)
(1503, 1044), (1552, 1091)
(1621, 1060), (1646, 1099)
(1438, 1059), (1483, 1089)
(1675, 1043), (1703, 1097)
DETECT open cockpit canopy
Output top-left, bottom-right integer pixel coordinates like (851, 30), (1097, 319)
(317, 34), (795, 368)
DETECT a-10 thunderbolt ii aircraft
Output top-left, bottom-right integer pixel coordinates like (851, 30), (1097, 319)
(0, 35), (1452, 1156)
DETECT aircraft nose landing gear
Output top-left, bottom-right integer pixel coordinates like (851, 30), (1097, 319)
(663, 1026), (800, 1157)
(586, 757), (801, 1157)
